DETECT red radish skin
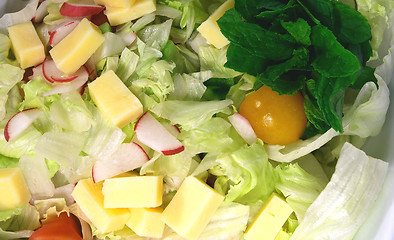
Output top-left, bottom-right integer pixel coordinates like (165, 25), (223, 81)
(42, 66), (89, 96)
(60, 3), (104, 17)
(228, 113), (257, 145)
(42, 58), (82, 83)
(4, 108), (41, 142)
(49, 21), (80, 47)
(92, 142), (150, 183)
(134, 112), (185, 156)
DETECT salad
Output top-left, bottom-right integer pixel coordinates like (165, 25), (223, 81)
(0, 0), (393, 239)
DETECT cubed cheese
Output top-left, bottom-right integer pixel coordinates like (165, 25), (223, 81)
(161, 176), (224, 239)
(8, 21), (45, 69)
(102, 175), (163, 208)
(196, 0), (234, 49)
(244, 193), (293, 240)
(127, 207), (165, 238)
(72, 178), (130, 233)
(94, 0), (137, 8)
(0, 168), (31, 211)
(88, 70), (143, 128)
(49, 18), (104, 75)
(105, 0), (156, 26)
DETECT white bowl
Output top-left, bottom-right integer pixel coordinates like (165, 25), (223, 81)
(1, 1), (393, 239)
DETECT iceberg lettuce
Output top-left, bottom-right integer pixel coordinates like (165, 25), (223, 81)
(290, 143), (388, 240)
(0, 64), (23, 121)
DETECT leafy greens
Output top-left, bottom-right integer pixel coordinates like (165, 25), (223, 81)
(217, 0), (377, 134)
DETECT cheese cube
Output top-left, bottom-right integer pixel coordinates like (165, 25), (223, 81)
(126, 207), (165, 238)
(94, 0), (137, 8)
(161, 176), (224, 240)
(8, 21), (45, 69)
(49, 18), (104, 75)
(105, 0), (156, 26)
(244, 193), (293, 240)
(88, 70), (143, 128)
(102, 175), (163, 208)
(71, 178), (130, 233)
(0, 168), (31, 211)
(196, 0), (234, 49)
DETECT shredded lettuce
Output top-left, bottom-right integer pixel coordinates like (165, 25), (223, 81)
(151, 99), (233, 131)
(0, 64), (23, 121)
(275, 163), (326, 222)
(19, 155), (55, 199)
(210, 140), (277, 204)
(0, 0), (38, 34)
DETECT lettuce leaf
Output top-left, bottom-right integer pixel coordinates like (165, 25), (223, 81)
(0, 64), (23, 121)
(290, 143), (388, 240)
(275, 163), (326, 222)
(151, 99), (233, 131)
(210, 140), (277, 204)
(0, 0), (39, 34)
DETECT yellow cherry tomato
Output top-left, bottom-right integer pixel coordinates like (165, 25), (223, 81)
(239, 85), (307, 145)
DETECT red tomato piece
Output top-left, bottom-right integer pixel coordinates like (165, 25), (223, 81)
(29, 212), (83, 240)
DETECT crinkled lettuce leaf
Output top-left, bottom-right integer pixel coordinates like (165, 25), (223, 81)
(0, 64), (23, 121)
(210, 140), (277, 204)
(290, 143), (388, 240)
(275, 163), (326, 222)
(151, 99), (233, 131)
(0, 0), (39, 34)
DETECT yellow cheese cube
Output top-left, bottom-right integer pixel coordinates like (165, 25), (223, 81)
(49, 18), (104, 75)
(196, 0), (234, 49)
(161, 176), (224, 239)
(126, 207), (165, 238)
(105, 0), (156, 26)
(71, 178), (130, 233)
(8, 21), (45, 69)
(94, 0), (137, 8)
(0, 168), (31, 211)
(102, 175), (163, 208)
(88, 70), (143, 128)
(244, 193), (293, 240)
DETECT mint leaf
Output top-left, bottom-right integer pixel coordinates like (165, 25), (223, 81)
(311, 25), (360, 78)
(235, 0), (264, 20)
(316, 74), (358, 132)
(257, 0), (287, 10)
(331, 1), (372, 44)
(217, 8), (295, 61)
(256, 48), (309, 95)
(225, 44), (267, 76)
(281, 18), (311, 46)
(298, 0), (371, 44)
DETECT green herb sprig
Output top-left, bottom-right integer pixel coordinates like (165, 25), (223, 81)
(217, 0), (376, 135)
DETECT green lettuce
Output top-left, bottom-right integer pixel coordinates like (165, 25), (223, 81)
(275, 163), (326, 222)
(0, 64), (24, 121)
(291, 143), (388, 239)
(210, 140), (277, 204)
(151, 99), (233, 131)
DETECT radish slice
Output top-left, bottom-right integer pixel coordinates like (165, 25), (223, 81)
(92, 142), (149, 183)
(228, 113), (257, 145)
(60, 3), (104, 17)
(4, 108), (41, 142)
(32, 0), (49, 23)
(43, 67), (89, 96)
(49, 20), (80, 47)
(134, 112), (185, 156)
(163, 123), (181, 137)
(42, 58), (79, 83)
